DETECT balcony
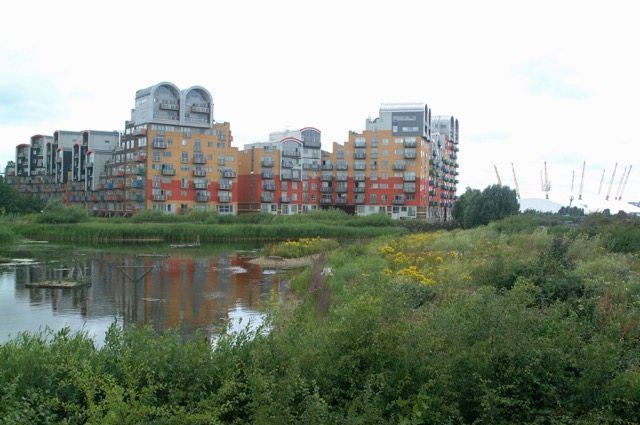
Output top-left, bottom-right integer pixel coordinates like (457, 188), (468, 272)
(353, 164), (366, 171)
(336, 162), (348, 171)
(190, 104), (210, 113)
(282, 149), (300, 158)
(219, 182), (232, 191)
(302, 163), (321, 171)
(152, 139), (167, 149)
(404, 150), (417, 159)
(161, 167), (175, 176)
(192, 155), (206, 164)
(321, 162), (333, 170)
(136, 167), (146, 175)
(281, 172), (292, 181)
(159, 101), (180, 111)
(319, 186), (333, 193)
(335, 185), (348, 193)
(194, 182), (208, 190)
(354, 175), (365, 182)
(403, 184), (416, 193)
(261, 193), (274, 203)
(221, 169), (236, 178)
(193, 168), (206, 177)
(303, 139), (321, 149)
(261, 158), (274, 167)
(279, 195), (290, 203)
(321, 174), (333, 181)
(281, 161), (294, 169)
(354, 139), (366, 148)
(404, 173), (416, 182)
(353, 186), (366, 193)
(153, 194), (166, 202)
(334, 197), (347, 204)
(335, 174), (347, 182)
(132, 128), (147, 136)
(354, 195), (366, 204)
(134, 154), (147, 162)
(393, 196), (406, 205)
(194, 192), (210, 202)
(320, 197), (332, 204)
(261, 170), (274, 179)
(354, 151), (366, 159)
(404, 139), (417, 148)
(218, 194), (232, 203)
(392, 162), (406, 171)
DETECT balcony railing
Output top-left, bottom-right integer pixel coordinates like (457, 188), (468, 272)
(393, 162), (406, 171)
(392, 196), (406, 205)
(194, 182), (208, 190)
(219, 182), (232, 191)
(281, 172), (292, 180)
(152, 139), (167, 149)
(282, 149), (300, 158)
(192, 155), (206, 164)
(403, 184), (416, 193)
(161, 167), (175, 176)
(321, 162), (333, 170)
(354, 151), (366, 159)
(262, 182), (276, 191)
(354, 195), (366, 204)
(218, 194), (232, 203)
(159, 101), (180, 110)
(353, 186), (365, 193)
(404, 139), (417, 148)
(279, 195), (290, 203)
(281, 161), (294, 169)
(336, 162), (348, 171)
(335, 174), (347, 182)
(404, 150), (417, 159)
(334, 197), (347, 204)
(302, 163), (321, 171)
(320, 197), (332, 204)
(261, 193), (274, 202)
(134, 154), (147, 162)
(354, 175), (365, 182)
(335, 185), (348, 193)
(404, 173), (416, 181)
(261, 170), (274, 179)
(354, 140), (366, 148)
(196, 193), (211, 202)
(190, 105), (210, 113)
(221, 169), (236, 178)
(261, 159), (274, 167)
(193, 168), (206, 177)
(319, 186), (333, 193)
(321, 174), (333, 181)
(303, 139), (321, 149)
(153, 194), (166, 201)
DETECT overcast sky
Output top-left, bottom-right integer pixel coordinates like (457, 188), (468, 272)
(1, 0), (638, 202)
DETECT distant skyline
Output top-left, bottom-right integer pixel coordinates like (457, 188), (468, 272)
(1, 0), (638, 201)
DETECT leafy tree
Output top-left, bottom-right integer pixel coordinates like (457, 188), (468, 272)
(456, 185), (519, 228)
(0, 180), (45, 215)
(558, 206), (585, 216)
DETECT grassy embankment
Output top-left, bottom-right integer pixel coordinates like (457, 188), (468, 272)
(2, 209), (405, 243)
(1, 213), (640, 423)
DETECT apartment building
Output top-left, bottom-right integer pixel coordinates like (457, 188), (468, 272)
(94, 82), (238, 216)
(316, 104), (459, 221)
(237, 128), (323, 214)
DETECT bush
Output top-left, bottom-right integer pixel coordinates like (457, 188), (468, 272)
(265, 237), (339, 258)
(34, 200), (89, 224)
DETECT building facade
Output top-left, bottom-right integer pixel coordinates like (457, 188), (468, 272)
(94, 82), (238, 216)
(237, 128), (323, 215)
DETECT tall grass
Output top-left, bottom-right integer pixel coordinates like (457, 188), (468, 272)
(0, 225), (15, 244)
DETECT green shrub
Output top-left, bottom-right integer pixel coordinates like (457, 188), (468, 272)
(34, 201), (89, 224)
(266, 237), (339, 258)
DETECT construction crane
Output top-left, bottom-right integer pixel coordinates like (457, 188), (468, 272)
(578, 161), (585, 200)
(543, 161), (551, 199)
(597, 169), (606, 195)
(605, 163), (618, 201)
(569, 170), (575, 206)
(618, 165), (633, 201)
(493, 164), (502, 187)
(615, 166), (627, 201)
(511, 162), (521, 199)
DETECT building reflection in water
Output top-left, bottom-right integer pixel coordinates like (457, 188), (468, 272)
(5, 250), (284, 341)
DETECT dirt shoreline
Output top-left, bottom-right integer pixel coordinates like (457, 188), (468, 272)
(248, 254), (321, 269)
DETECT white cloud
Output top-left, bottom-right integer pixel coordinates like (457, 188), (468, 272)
(1, 0), (638, 201)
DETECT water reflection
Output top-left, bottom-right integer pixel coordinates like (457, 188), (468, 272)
(0, 248), (285, 344)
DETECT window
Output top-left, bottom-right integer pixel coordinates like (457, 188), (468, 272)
(369, 194), (377, 203)
(153, 152), (161, 162)
(163, 151), (172, 157)
(182, 139), (187, 146)
(181, 152), (188, 163)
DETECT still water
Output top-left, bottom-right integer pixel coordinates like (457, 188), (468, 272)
(0, 243), (286, 345)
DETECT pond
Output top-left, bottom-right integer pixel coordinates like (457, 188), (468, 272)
(0, 242), (287, 345)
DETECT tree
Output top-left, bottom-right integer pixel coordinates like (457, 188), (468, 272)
(455, 185), (519, 228)
(0, 180), (45, 215)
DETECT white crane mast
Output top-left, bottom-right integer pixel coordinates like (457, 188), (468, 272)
(606, 163), (618, 201)
(618, 165), (633, 201)
(493, 164), (502, 187)
(511, 162), (521, 199)
(578, 161), (585, 200)
(598, 169), (606, 195)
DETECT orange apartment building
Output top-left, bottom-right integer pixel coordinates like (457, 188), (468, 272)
(237, 128), (323, 214)
(95, 82), (238, 216)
